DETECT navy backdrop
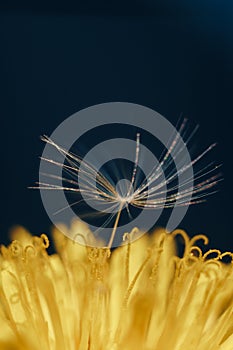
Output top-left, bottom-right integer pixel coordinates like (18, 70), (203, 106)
(0, 1), (232, 250)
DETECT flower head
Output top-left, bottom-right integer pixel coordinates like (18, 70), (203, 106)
(0, 221), (233, 350)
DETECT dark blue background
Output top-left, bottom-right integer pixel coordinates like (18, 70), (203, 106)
(0, 1), (232, 250)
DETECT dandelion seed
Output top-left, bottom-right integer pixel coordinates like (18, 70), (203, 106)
(33, 119), (222, 248)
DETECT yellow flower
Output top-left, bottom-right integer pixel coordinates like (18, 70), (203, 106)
(0, 221), (233, 350)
